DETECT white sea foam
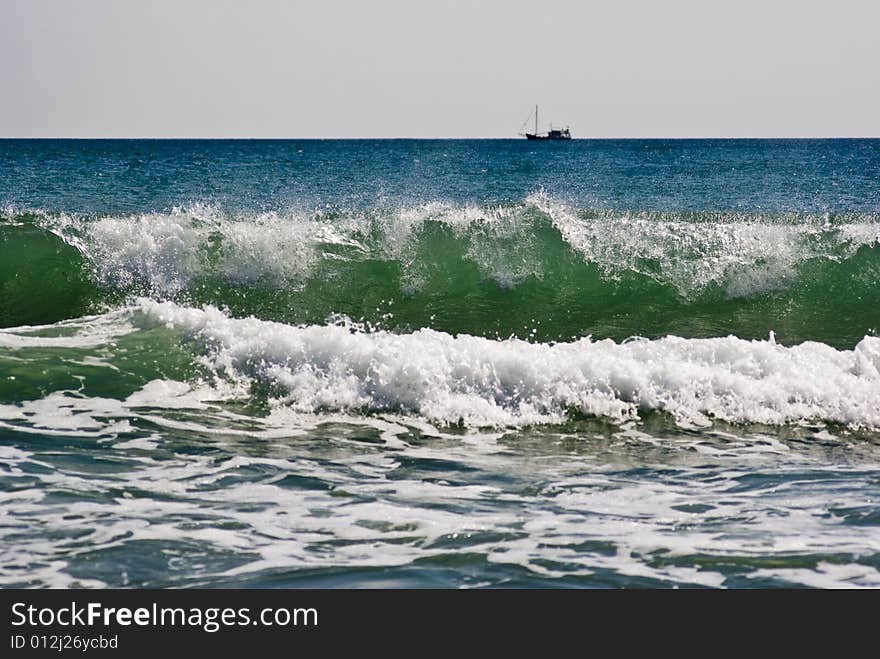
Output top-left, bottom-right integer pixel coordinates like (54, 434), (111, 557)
(137, 300), (880, 429)
(0, 309), (136, 349)
(75, 206), (339, 293)
(1, 413), (878, 588)
(531, 194), (880, 298)
(36, 199), (880, 298)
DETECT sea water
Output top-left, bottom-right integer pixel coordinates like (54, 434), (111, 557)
(1, 138), (879, 587)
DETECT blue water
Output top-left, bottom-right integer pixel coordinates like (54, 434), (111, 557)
(1, 139), (879, 588)
(3, 138), (879, 213)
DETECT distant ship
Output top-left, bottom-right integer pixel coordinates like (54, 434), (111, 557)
(522, 105), (571, 140)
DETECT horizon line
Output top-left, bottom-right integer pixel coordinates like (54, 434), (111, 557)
(2, 135), (879, 141)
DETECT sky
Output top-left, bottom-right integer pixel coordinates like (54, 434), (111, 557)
(1, 0), (878, 138)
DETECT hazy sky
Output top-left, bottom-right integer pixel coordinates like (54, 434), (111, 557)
(1, 0), (878, 137)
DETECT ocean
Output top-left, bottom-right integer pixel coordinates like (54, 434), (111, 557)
(1, 138), (879, 588)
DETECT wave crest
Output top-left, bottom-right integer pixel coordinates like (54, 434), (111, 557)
(137, 300), (880, 430)
(3, 201), (879, 346)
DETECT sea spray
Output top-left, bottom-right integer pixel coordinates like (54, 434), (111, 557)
(3, 201), (879, 347)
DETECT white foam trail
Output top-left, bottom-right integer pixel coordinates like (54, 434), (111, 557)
(0, 309), (137, 349)
(2, 426), (878, 588)
(138, 300), (880, 430)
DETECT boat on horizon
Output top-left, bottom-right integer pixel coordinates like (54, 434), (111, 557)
(521, 105), (572, 140)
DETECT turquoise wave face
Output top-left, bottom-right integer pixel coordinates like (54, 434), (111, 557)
(0, 217), (107, 326)
(3, 199), (879, 347)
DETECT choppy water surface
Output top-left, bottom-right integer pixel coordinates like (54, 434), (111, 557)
(1, 139), (879, 587)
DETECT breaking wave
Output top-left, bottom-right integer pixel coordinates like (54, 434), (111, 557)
(2, 301), (879, 431)
(2, 195), (879, 346)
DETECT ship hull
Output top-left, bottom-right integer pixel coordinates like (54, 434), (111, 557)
(525, 133), (571, 141)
